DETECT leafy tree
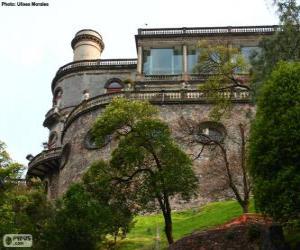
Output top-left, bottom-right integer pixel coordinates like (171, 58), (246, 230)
(90, 98), (198, 244)
(42, 183), (122, 250)
(0, 140), (52, 250)
(0, 140), (23, 191)
(249, 62), (300, 223)
(177, 118), (252, 213)
(251, 0), (300, 84)
(0, 179), (53, 250)
(187, 43), (253, 213)
(194, 41), (250, 120)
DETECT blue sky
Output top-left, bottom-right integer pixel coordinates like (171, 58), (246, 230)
(0, 0), (279, 166)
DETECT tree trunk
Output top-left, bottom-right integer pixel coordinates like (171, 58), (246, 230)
(156, 195), (174, 245)
(163, 207), (174, 245)
(242, 201), (249, 213)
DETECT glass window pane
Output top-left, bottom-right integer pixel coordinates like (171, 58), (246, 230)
(142, 48), (183, 75)
(241, 47), (261, 63)
(108, 82), (123, 88)
(187, 47), (200, 73)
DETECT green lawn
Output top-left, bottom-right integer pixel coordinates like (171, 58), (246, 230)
(116, 200), (255, 250)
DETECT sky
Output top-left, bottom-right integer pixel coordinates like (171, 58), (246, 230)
(0, 0), (280, 166)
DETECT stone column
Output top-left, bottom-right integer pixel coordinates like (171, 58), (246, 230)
(137, 46), (143, 75)
(182, 45), (188, 81)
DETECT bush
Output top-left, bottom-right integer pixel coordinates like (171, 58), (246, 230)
(249, 62), (300, 223)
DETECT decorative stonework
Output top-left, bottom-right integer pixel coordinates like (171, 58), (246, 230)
(51, 59), (137, 91)
(27, 25), (268, 206)
(71, 33), (105, 51)
(27, 147), (62, 178)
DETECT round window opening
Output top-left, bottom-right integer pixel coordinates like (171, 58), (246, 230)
(196, 122), (226, 143)
(84, 130), (112, 150)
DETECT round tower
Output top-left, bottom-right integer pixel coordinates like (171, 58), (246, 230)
(71, 29), (104, 61)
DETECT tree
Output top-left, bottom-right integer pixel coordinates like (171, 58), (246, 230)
(0, 140), (23, 191)
(177, 118), (252, 213)
(184, 43), (253, 213)
(42, 183), (131, 250)
(0, 140), (52, 250)
(249, 62), (300, 223)
(251, 0), (300, 84)
(194, 40), (250, 120)
(90, 98), (198, 244)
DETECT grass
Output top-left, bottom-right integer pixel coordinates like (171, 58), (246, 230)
(117, 200), (255, 250)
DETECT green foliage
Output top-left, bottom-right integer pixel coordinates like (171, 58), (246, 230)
(0, 140), (53, 249)
(249, 62), (300, 223)
(118, 200), (255, 250)
(0, 140), (23, 191)
(90, 98), (198, 244)
(0, 179), (52, 250)
(41, 183), (132, 250)
(92, 98), (157, 146)
(251, 0), (300, 85)
(42, 183), (115, 250)
(194, 41), (250, 120)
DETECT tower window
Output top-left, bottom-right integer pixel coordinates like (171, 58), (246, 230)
(60, 143), (71, 169)
(53, 87), (63, 106)
(48, 132), (58, 149)
(196, 121), (226, 143)
(84, 130), (112, 150)
(105, 78), (124, 93)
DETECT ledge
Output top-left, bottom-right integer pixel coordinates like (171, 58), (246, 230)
(43, 108), (60, 128)
(137, 25), (279, 37)
(27, 147), (62, 178)
(51, 58), (137, 92)
(61, 88), (252, 141)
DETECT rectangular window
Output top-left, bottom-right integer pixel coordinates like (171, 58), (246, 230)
(241, 46), (261, 64)
(142, 47), (183, 75)
(187, 47), (200, 73)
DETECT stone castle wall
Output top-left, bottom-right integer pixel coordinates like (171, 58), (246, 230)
(50, 102), (254, 209)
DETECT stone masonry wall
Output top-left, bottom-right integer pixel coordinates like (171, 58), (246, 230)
(55, 102), (254, 209)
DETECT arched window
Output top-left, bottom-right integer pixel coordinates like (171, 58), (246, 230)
(53, 87), (63, 107)
(48, 132), (58, 149)
(44, 180), (49, 194)
(60, 143), (71, 169)
(196, 121), (226, 143)
(105, 78), (124, 93)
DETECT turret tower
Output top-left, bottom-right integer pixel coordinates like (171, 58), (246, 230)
(71, 29), (105, 61)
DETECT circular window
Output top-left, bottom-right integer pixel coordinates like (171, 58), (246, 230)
(196, 122), (226, 143)
(84, 130), (112, 150)
(60, 143), (71, 169)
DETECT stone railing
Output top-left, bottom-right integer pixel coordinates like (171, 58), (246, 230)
(143, 74), (182, 81)
(52, 58), (137, 91)
(63, 89), (251, 134)
(140, 73), (249, 82)
(28, 147), (62, 172)
(137, 25), (279, 36)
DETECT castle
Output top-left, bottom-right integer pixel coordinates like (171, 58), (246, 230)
(26, 26), (276, 205)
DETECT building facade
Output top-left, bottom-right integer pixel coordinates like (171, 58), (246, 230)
(27, 26), (276, 206)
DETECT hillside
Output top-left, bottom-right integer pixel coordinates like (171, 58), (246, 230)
(117, 200), (255, 250)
